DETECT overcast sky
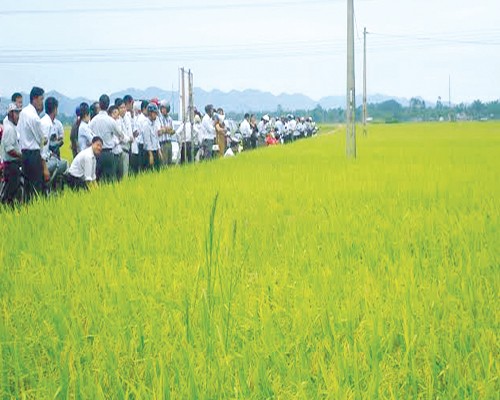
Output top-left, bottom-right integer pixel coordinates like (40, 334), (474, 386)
(0, 0), (498, 103)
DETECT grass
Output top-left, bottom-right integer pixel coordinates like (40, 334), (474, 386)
(0, 122), (498, 398)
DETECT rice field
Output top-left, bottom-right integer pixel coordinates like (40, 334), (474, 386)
(0, 122), (498, 398)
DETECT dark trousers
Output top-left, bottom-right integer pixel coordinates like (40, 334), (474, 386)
(138, 144), (148, 171)
(1, 160), (21, 205)
(97, 150), (116, 183)
(22, 149), (44, 202)
(164, 141), (173, 165)
(130, 153), (140, 175)
(115, 154), (124, 181)
(250, 135), (258, 149)
(66, 174), (88, 191)
(201, 139), (214, 161)
(180, 142), (193, 164)
(144, 150), (161, 171)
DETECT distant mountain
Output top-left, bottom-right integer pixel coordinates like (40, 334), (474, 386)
(319, 93), (412, 109)
(0, 88), (420, 117)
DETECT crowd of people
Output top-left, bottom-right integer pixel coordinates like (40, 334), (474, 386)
(0, 86), (318, 206)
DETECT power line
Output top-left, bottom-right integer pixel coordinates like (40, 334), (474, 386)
(0, 0), (334, 16)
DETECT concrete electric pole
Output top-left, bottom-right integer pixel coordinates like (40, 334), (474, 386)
(363, 27), (367, 136)
(346, 0), (356, 158)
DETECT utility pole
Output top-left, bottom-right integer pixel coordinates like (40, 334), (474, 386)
(180, 67), (187, 163)
(448, 75), (451, 108)
(188, 69), (194, 162)
(363, 27), (367, 136)
(346, 0), (356, 158)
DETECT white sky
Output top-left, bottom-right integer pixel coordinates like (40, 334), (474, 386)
(0, 0), (499, 103)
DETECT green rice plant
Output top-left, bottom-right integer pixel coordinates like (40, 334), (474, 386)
(0, 122), (498, 398)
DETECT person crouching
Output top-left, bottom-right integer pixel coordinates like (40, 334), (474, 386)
(65, 136), (103, 190)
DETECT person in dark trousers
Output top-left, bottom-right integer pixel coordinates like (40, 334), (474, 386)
(142, 103), (163, 171)
(66, 136), (103, 190)
(89, 94), (124, 182)
(17, 86), (47, 202)
(1, 104), (23, 206)
(69, 106), (81, 158)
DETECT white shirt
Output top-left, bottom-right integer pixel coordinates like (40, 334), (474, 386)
(143, 118), (160, 151)
(18, 103), (45, 150)
(54, 119), (64, 140)
(275, 120), (284, 134)
(78, 121), (94, 152)
(176, 122), (192, 143)
(122, 113), (133, 151)
(40, 114), (57, 160)
(89, 111), (124, 150)
(257, 120), (268, 135)
(192, 122), (202, 146)
(201, 114), (215, 141)
(239, 119), (252, 138)
(0, 118), (21, 162)
(286, 119), (297, 133)
(67, 146), (97, 181)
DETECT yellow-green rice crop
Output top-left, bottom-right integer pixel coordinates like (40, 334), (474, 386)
(0, 122), (498, 398)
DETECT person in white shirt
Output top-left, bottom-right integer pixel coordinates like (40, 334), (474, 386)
(159, 101), (174, 166)
(135, 100), (150, 172)
(285, 114), (297, 144)
(115, 98), (134, 178)
(239, 113), (252, 150)
(1, 103), (23, 206)
(130, 100), (147, 174)
(66, 136), (103, 190)
(176, 120), (193, 164)
(201, 104), (216, 160)
(77, 102), (94, 152)
(17, 86), (47, 202)
(51, 117), (64, 158)
(142, 103), (162, 171)
(122, 95), (136, 176)
(40, 97), (68, 189)
(89, 94), (124, 182)
(275, 117), (285, 142)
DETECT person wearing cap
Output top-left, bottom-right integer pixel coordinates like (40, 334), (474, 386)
(201, 104), (216, 160)
(142, 103), (162, 171)
(17, 86), (47, 202)
(77, 102), (94, 152)
(258, 115), (270, 138)
(70, 105), (81, 158)
(89, 94), (125, 182)
(66, 136), (103, 190)
(0, 104), (23, 205)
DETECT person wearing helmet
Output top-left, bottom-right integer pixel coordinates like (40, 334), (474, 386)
(142, 103), (162, 171)
(1, 103), (23, 206)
